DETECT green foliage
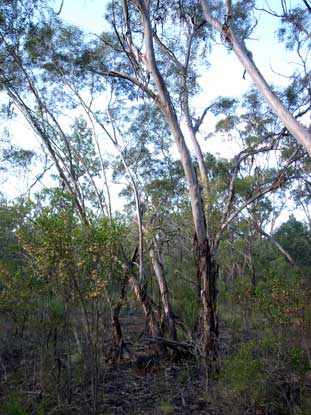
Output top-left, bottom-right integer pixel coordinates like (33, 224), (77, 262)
(159, 399), (175, 415)
(1, 144), (35, 170)
(0, 394), (29, 415)
(230, 0), (256, 41)
(0, 199), (128, 349)
(274, 215), (311, 268)
(217, 212), (311, 413)
(277, 3), (311, 50)
(220, 342), (263, 401)
(173, 278), (199, 331)
(0, 204), (24, 271)
(209, 97), (238, 116)
(0, 0), (310, 413)
(287, 346), (310, 374)
(18, 209), (126, 303)
(219, 333), (310, 413)
(256, 270), (310, 328)
(69, 116), (101, 178)
(215, 115), (239, 132)
(228, 275), (254, 307)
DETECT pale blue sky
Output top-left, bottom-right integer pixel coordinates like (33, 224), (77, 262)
(58, 0), (297, 87)
(59, 0), (108, 33)
(52, 0), (310, 224)
(2, 0), (307, 223)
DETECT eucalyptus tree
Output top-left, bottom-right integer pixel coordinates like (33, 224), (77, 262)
(0, 0), (170, 352)
(0, 0), (114, 224)
(1, 0), (308, 362)
(21, 0), (303, 357)
(88, 0), (304, 358)
(200, 0), (311, 156)
(0, 1), (132, 364)
(111, 104), (191, 340)
(102, 104), (168, 341)
(76, 0), (220, 358)
(274, 215), (311, 268)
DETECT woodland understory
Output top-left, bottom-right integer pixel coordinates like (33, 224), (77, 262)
(1, 1), (311, 414)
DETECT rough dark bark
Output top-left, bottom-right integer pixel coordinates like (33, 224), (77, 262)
(128, 276), (163, 339)
(196, 240), (218, 359)
(133, 0), (217, 357)
(110, 302), (131, 361)
(108, 271), (131, 361)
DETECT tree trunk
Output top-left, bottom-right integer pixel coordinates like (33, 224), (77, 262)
(200, 0), (311, 157)
(128, 276), (165, 356)
(255, 223), (298, 268)
(109, 281), (128, 360)
(110, 302), (131, 360)
(229, 32), (311, 156)
(149, 240), (177, 340)
(134, 0), (217, 358)
(197, 240), (218, 359)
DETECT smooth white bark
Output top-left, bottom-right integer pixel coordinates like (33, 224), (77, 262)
(200, 0), (311, 157)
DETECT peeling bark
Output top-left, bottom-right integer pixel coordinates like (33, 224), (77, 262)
(149, 239), (177, 340)
(196, 240), (218, 359)
(128, 276), (164, 347)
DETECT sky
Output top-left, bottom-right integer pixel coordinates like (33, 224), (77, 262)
(1, 0), (308, 222)
(58, 0), (299, 157)
(56, 0), (298, 159)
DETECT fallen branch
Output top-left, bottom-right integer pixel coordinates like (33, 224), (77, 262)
(146, 336), (198, 356)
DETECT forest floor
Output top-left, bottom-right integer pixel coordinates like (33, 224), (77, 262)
(98, 312), (218, 415)
(2, 310), (311, 414)
(0, 311), (227, 415)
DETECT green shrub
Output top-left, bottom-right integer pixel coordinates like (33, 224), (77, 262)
(0, 395), (29, 415)
(217, 332), (310, 413)
(287, 346), (310, 374)
(219, 341), (264, 403)
(172, 279), (199, 331)
(255, 272), (310, 328)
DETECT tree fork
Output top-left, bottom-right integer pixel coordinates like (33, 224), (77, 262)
(128, 276), (165, 353)
(148, 237), (177, 340)
(133, 0), (218, 358)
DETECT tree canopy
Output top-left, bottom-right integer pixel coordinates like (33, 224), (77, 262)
(0, 1), (311, 414)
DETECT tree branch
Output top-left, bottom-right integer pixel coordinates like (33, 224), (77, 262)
(200, 0), (311, 156)
(220, 143), (276, 228)
(91, 69), (157, 100)
(214, 146), (302, 248)
(254, 222), (298, 268)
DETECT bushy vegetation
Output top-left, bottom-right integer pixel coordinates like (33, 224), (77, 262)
(0, 0), (311, 413)
(216, 221), (311, 414)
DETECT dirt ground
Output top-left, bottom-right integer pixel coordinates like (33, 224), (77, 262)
(98, 312), (216, 415)
(1, 311), (310, 414)
(0, 312), (221, 415)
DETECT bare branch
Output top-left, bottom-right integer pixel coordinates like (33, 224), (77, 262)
(194, 104), (214, 133)
(220, 143), (276, 227)
(153, 32), (183, 71)
(91, 69), (157, 100)
(303, 0), (311, 14)
(184, 16), (195, 72)
(225, 0), (232, 19)
(254, 222), (298, 268)
(214, 146), (302, 248)
(20, 161), (53, 199)
(56, 0), (64, 15)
